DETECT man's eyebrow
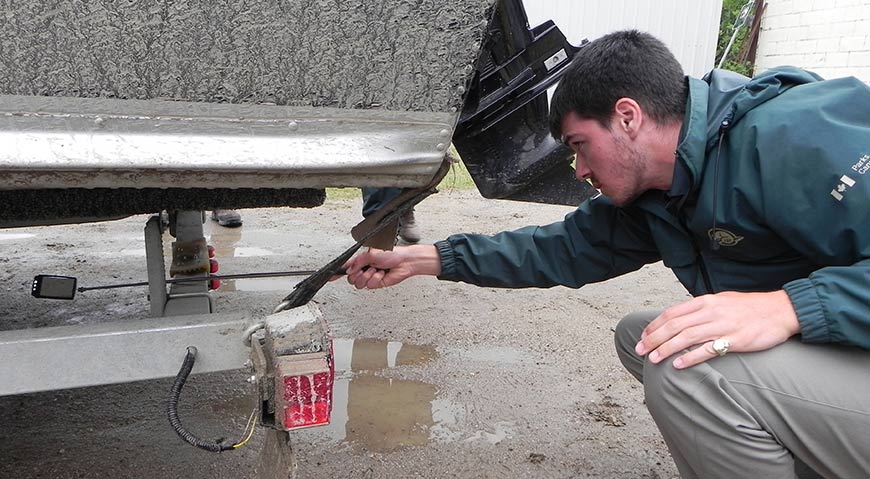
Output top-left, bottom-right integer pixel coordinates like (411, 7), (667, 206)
(561, 134), (581, 145)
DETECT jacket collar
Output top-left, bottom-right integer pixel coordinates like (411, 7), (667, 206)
(672, 76), (710, 202)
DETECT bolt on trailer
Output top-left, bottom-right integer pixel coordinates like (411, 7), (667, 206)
(0, 0), (594, 474)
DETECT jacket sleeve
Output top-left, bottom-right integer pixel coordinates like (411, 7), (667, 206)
(753, 78), (870, 348)
(435, 195), (662, 288)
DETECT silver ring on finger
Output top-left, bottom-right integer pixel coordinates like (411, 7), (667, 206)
(711, 338), (731, 357)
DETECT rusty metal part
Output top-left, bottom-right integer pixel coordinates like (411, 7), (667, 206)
(169, 238), (210, 276)
(273, 157), (452, 313)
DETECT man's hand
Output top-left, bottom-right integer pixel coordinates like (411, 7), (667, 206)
(634, 290), (801, 369)
(342, 244), (441, 289)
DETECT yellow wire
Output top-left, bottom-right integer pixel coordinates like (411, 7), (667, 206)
(232, 408), (258, 449)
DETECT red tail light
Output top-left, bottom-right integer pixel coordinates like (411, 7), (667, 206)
(274, 353), (334, 429)
(262, 308), (334, 431)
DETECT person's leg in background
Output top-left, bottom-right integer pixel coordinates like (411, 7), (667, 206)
(361, 187), (420, 243)
(614, 312), (869, 479)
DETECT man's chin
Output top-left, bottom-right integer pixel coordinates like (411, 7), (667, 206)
(605, 192), (640, 207)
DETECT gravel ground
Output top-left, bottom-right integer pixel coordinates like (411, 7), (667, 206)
(0, 189), (690, 478)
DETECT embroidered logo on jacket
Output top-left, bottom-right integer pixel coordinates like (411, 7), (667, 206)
(830, 175), (856, 202)
(832, 155), (868, 202)
(707, 228), (744, 247)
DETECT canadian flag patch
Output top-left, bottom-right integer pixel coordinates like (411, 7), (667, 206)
(831, 175), (856, 201)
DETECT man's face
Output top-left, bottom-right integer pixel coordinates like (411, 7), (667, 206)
(560, 111), (648, 206)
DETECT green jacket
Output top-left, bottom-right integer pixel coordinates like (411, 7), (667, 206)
(436, 67), (870, 348)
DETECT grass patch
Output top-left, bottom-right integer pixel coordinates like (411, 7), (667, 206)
(438, 159), (476, 191)
(325, 158), (476, 201)
(325, 187), (363, 201)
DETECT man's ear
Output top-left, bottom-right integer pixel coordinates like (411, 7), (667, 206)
(613, 98), (642, 137)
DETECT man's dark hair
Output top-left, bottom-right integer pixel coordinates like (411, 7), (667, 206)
(548, 30), (687, 139)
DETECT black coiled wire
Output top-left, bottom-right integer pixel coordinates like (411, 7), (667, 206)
(167, 346), (234, 452)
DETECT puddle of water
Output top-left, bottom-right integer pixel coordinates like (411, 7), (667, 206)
(188, 338), (521, 453)
(463, 421), (515, 445)
(344, 373), (436, 451)
(206, 228), (276, 258)
(298, 337), (462, 453)
(207, 228), (241, 258)
(177, 337), (526, 453)
(347, 337), (438, 371)
(429, 398), (466, 442)
(231, 247), (275, 257)
(0, 233), (35, 241)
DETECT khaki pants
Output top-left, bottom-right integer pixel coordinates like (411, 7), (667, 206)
(614, 311), (870, 479)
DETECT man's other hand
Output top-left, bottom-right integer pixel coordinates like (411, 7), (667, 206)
(634, 290), (801, 369)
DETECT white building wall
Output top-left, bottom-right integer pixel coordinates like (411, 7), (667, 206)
(755, 0), (870, 82)
(522, 0), (723, 77)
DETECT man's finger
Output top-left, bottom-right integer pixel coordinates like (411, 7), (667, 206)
(352, 266), (378, 289)
(672, 340), (722, 369)
(367, 270), (386, 289)
(637, 307), (709, 358)
(642, 297), (705, 339)
(344, 254), (366, 276)
(644, 328), (703, 364)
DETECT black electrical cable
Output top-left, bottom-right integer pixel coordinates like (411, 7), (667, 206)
(166, 346), (234, 452)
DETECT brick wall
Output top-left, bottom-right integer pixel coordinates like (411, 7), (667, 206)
(755, 0), (870, 82)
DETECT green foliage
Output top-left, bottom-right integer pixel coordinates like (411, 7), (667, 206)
(325, 187), (362, 201)
(716, 0), (754, 76)
(438, 158), (476, 191)
(325, 152), (475, 203)
(720, 59), (753, 77)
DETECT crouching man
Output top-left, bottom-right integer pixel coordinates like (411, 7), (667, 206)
(343, 30), (870, 478)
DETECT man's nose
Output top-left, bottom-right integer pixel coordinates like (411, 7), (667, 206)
(574, 157), (592, 180)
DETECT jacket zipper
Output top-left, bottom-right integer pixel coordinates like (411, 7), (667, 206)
(692, 236), (714, 294)
(674, 204), (715, 294)
(696, 113), (734, 294)
(710, 114), (733, 251)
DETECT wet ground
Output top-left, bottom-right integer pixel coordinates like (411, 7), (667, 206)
(0, 189), (689, 478)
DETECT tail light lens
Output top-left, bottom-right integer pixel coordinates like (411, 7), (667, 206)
(274, 350), (334, 429)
